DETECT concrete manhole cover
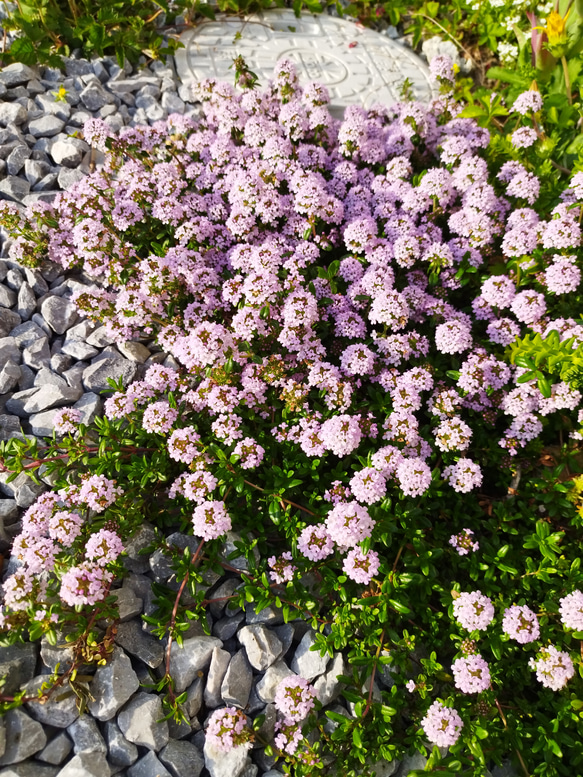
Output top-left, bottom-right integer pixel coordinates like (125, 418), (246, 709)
(175, 10), (436, 117)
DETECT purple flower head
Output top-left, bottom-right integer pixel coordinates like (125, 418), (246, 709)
(449, 528), (479, 556)
(342, 547), (380, 584)
(429, 55), (455, 84)
(502, 604), (540, 644)
(274, 676), (316, 723)
(192, 501), (232, 541)
(53, 408), (82, 434)
(511, 127), (537, 149)
(349, 467), (387, 505)
(60, 562), (113, 606)
(396, 457), (432, 497)
(512, 90), (543, 115)
(233, 437), (265, 469)
(453, 591), (494, 631)
(325, 501), (375, 548)
(451, 654), (490, 693)
(435, 320), (473, 354)
(529, 645), (574, 690)
(206, 707), (253, 752)
(559, 590), (583, 631)
(298, 524), (335, 562)
(85, 529), (124, 567)
(268, 552), (297, 584)
(142, 401), (178, 434)
(442, 458), (482, 493)
(421, 700), (463, 747)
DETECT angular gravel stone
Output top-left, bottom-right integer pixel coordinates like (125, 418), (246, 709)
(314, 652), (347, 706)
(244, 602), (283, 626)
(17, 283), (36, 320)
(290, 628), (330, 681)
(123, 523), (156, 573)
(0, 309), (21, 337)
(0, 709), (46, 765)
(256, 660), (295, 704)
(0, 644), (37, 695)
(0, 176), (30, 202)
(22, 384), (81, 414)
(86, 646), (139, 721)
(55, 752), (110, 777)
(117, 692), (169, 751)
(82, 356), (137, 393)
(0, 765), (59, 777)
(238, 625), (283, 671)
(22, 337), (51, 370)
(0, 63), (36, 87)
(212, 611), (245, 641)
(5, 269), (23, 291)
(0, 499), (18, 524)
(161, 91), (185, 114)
(24, 267), (48, 296)
(28, 408), (58, 437)
(67, 715), (107, 754)
(86, 326), (115, 348)
(11, 320), (50, 348)
(104, 720), (138, 767)
(5, 389), (39, 417)
(160, 739), (204, 777)
(35, 94), (72, 121)
(7, 144), (31, 174)
(72, 391), (102, 426)
(24, 159), (50, 186)
(0, 337), (19, 364)
(110, 586), (143, 621)
(0, 360), (21, 394)
(0, 285), (16, 308)
(79, 83), (114, 111)
(168, 636), (222, 694)
(15, 478), (46, 508)
(51, 140), (83, 167)
(24, 676), (80, 728)
(117, 341), (151, 363)
(115, 620), (165, 669)
(37, 732), (73, 765)
(127, 751), (172, 777)
(28, 116), (65, 138)
(0, 102), (27, 126)
(203, 739), (251, 777)
(204, 647), (231, 709)
(221, 649), (253, 709)
(40, 296), (78, 334)
(60, 340), (99, 360)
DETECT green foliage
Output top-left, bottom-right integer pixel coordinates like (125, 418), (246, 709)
(0, 0), (184, 67)
(509, 330), (583, 398)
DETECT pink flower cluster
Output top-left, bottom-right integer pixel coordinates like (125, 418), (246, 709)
(206, 707), (253, 751)
(451, 654), (491, 693)
(529, 645), (575, 691)
(449, 528), (479, 555)
(452, 591), (495, 631)
(421, 700), (463, 747)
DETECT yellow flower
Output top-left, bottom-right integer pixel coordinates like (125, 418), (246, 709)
(546, 8), (569, 45)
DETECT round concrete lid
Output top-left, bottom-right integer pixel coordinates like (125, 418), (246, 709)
(176, 10), (437, 117)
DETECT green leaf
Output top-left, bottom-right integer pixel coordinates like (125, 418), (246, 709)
(488, 66), (530, 85)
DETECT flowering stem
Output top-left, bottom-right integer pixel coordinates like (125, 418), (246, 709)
(361, 629), (385, 718)
(561, 56), (572, 105)
(235, 471), (317, 517)
(163, 539), (206, 703)
(492, 693), (530, 777)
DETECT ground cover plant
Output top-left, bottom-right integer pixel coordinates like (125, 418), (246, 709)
(2, 55), (583, 776)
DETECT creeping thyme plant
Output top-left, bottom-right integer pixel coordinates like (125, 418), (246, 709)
(3, 55), (583, 775)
